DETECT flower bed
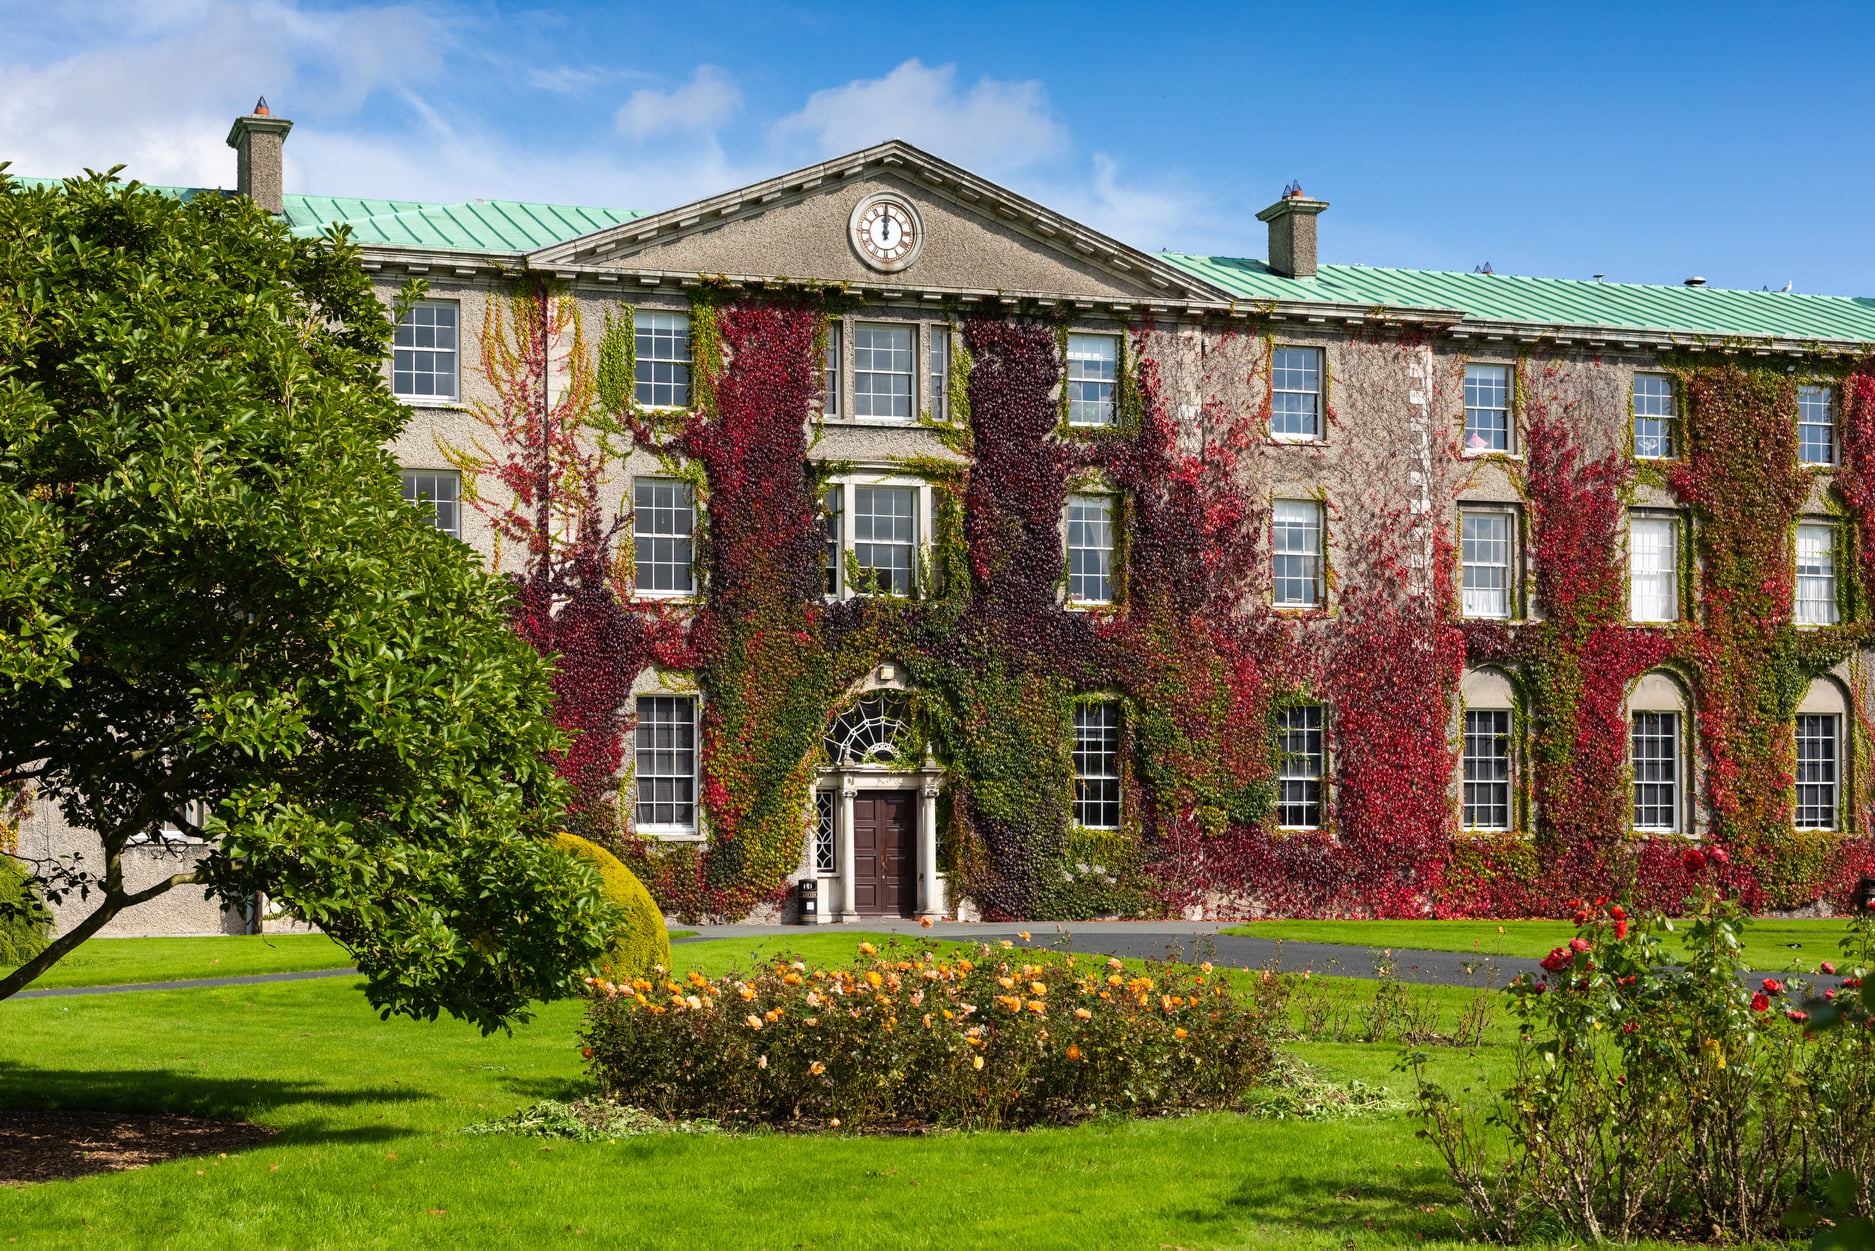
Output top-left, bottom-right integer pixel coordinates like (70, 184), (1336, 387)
(579, 941), (1289, 1131)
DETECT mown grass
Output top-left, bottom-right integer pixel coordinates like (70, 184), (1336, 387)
(0, 932), (1538, 1249)
(4, 930), (698, 991)
(1225, 917), (1856, 973)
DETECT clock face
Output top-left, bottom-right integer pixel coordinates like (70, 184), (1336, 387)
(849, 194), (924, 272)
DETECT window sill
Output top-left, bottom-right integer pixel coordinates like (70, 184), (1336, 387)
(1268, 434), (1327, 447)
(1273, 603), (1327, 616)
(1460, 449), (1521, 461)
(1064, 598), (1116, 612)
(636, 828), (704, 843)
(395, 396), (467, 409)
(821, 416), (922, 428)
(632, 592), (701, 606)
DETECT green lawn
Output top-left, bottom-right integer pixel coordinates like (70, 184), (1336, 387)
(0, 932), (1530, 1249)
(1224, 917), (1857, 973)
(11, 933), (354, 989)
(5, 930), (698, 991)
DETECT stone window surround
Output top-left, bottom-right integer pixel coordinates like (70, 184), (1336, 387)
(627, 674), (704, 842)
(821, 469), (939, 602)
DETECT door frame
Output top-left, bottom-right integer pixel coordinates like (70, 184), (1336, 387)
(809, 765), (944, 923)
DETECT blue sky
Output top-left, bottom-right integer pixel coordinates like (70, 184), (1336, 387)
(4, 1), (1873, 293)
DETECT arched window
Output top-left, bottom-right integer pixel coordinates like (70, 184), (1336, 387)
(1459, 669), (1517, 832)
(1795, 678), (1850, 832)
(823, 694), (911, 766)
(1628, 672), (1693, 834)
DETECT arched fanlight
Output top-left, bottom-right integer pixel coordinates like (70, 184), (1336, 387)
(824, 694), (910, 766)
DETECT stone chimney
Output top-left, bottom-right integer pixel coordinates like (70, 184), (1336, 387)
(225, 96), (292, 215)
(1256, 183), (1329, 278)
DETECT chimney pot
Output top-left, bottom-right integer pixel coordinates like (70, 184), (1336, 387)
(226, 99), (292, 215)
(1255, 189), (1329, 279)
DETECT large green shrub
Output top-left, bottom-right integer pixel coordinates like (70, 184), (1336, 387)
(0, 857), (49, 967)
(0, 172), (615, 1027)
(581, 939), (1289, 1131)
(551, 833), (670, 978)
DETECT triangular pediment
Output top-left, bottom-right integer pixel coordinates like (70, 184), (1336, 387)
(528, 141), (1220, 303)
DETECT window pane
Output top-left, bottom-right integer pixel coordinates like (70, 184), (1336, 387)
(1072, 701), (1122, 829)
(392, 301), (459, 401)
(1272, 499), (1323, 607)
(853, 485), (915, 594)
(1629, 515), (1679, 622)
(1271, 347), (1322, 440)
(401, 469), (461, 538)
(1460, 511), (1512, 618)
(1798, 385), (1836, 466)
(854, 324), (914, 420)
(634, 695), (697, 831)
(813, 790), (837, 872)
(1067, 334), (1118, 427)
(1795, 713), (1839, 830)
(1066, 493), (1115, 603)
(822, 487), (843, 597)
(1276, 704), (1325, 828)
(928, 327), (949, 422)
(1633, 374), (1676, 459)
(633, 478), (695, 595)
(634, 311), (693, 408)
(1462, 709), (1513, 830)
(1795, 523), (1839, 625)
(1630, 710), (1679, 832)
(1463, 364), (1511, 453)
(823, 322), (841, 419)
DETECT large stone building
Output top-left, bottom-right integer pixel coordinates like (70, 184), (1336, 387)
(16, 103), (1875, 935)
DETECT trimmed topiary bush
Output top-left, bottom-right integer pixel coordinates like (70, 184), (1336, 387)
(551, 832), (670, 978)
(0, 857), (50, 968)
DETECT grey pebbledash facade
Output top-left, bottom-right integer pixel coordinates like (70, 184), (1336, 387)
(15, 102), (1875, 936)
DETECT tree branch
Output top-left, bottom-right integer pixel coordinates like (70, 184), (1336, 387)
(0, 871), (199, 1001)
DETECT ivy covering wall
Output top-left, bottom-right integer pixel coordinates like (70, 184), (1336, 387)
(460, 281), (1875, 921)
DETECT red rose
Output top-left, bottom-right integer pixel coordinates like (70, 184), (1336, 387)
(1572, 910), (1589, 925)
(1569, 936), (1591, 954)
(1615, 919), (1630, 940)
(1751, 992), (1770, 1012)
(1761, 978), (1782, 994)
(1540, 947), (1572, 973)
(1683, 849), (1707, 873)
(1787, 1009), (1809, 1023)
(1709, 847), (1729, 865)
(1820, 961), (1836, 976)
(1610, 905), (1626, 920)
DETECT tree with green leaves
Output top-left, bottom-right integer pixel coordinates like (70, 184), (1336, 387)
(0, 169), (617, 1030)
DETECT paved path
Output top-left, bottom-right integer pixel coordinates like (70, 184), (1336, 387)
(679, 923), (1537, 989)
(15, 922), (1839, 998)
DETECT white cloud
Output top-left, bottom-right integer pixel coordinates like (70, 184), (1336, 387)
(0, 13), (1222, 250)
(771, 59), (1067, 174)
(0, 0), (442, 187)
(614, 66), (740, 141)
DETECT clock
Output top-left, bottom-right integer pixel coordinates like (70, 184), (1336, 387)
(848, 192), (924, 273)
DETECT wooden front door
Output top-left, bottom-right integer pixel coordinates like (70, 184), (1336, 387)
(851, 791), (914, 917)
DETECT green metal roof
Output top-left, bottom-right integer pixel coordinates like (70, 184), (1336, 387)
(9, 177), (638, 255)
(13, 172), (1874, 344)
(282, 195), (640, 251)
(1161, 253), (1875, 345)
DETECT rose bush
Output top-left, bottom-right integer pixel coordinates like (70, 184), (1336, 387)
(580, 939), (1289, 1130)
(1409, 886), (1875, 1245)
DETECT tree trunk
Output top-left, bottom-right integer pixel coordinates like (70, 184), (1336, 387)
(0, 871), (196, 999)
